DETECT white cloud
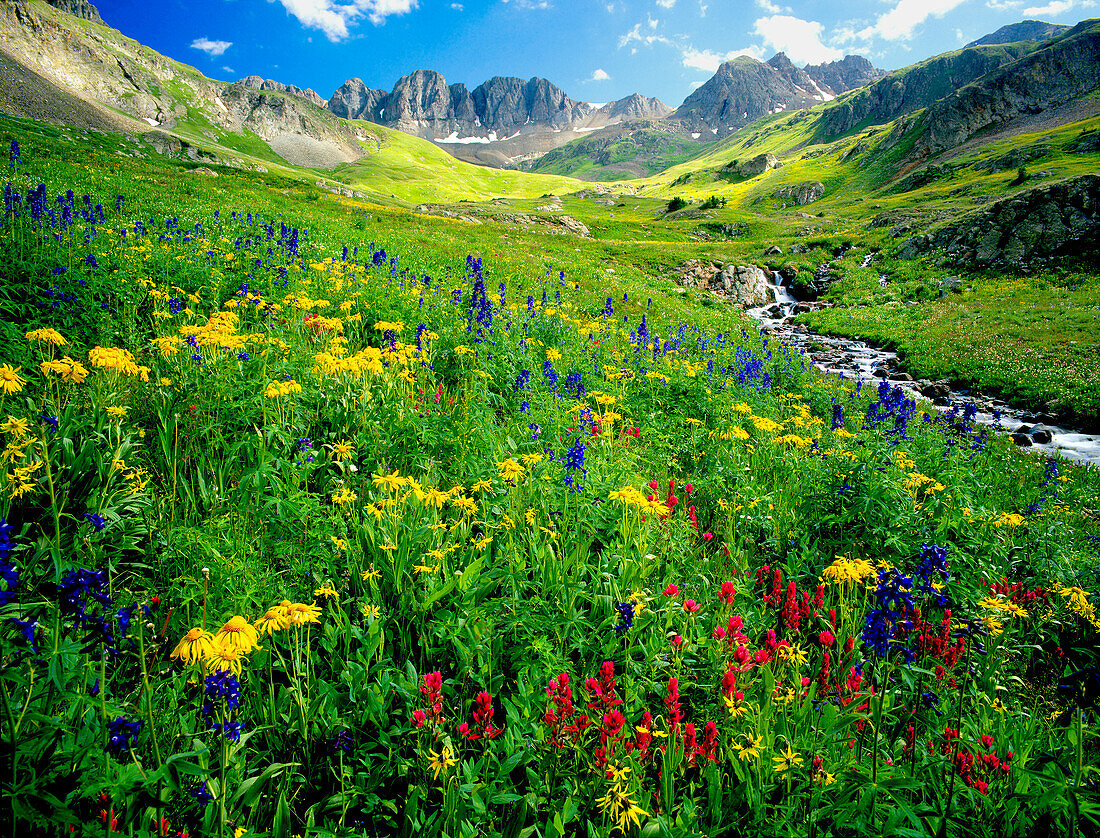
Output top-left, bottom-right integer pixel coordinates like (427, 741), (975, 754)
(451, 2), (463, 8)
(850, 0), (970, 42)
(681, 44), (765, 72)
(956, 27), (965, 39)
(699, 1), (708, 14)
(1022, 0), (1093, 14)
(222, 66), (234, 73)
(618, 21), (675, 48)
(753, 15), (844, 63)
(190, 37), (232, 56)
(274, 0), (418, 41)
(656, 0), (676, 7)
(588, 68), (611, 81)
(986, 0), (1022, 8)
(755, 0), (782, 11)
(502, 0), (551, 8)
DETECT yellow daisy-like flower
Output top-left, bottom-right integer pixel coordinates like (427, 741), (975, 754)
(496, 458), (525, 482)
(361, 565), (381, 581)
(204, 646), (243, 676)
(331, 536), (349, 551)
(1, 416), (30, 438)
(520, 452), (544, 467)
(314, 581), (339, 599)
(253, 607), (288, 635)
(286, 601), (322, 627)
(371, 470), (406, 493)
(427, 745), (457, 781)
(214, 615), (262, 655)
(170, 627), (216, 664)
(596, 782), (648, 832)
(105, 406), (128, 419)
(772, 743), (804, 774)
(735, 734), (763, 762)
(470, 479), (492, 493)
(422, 487), (450, 511)
(332, 487), (358, 506)
(362, 603), (382, 619)
(0, 365), (26, 395)
(332, 440), (354, 461)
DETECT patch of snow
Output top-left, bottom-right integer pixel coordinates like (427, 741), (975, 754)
(712, 128), (718, 134)
(437, 131), (499, 144)
(214, 95), (228, 112)
(805, 78), (834, 102)
(380, 108), (385, 118)
(691, 132), (701, 139)
(143, 117), (159, 126)
(588, 102), (608, 109)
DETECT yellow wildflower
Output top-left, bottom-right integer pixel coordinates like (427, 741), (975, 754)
(496, 458), (525, 482)
(253, 608), (288, 635)
(0, 365), (26, 395)
(26, 328), (67, 346)
(214, 615), (261, 655)
(105, 406), (128, 419)
(427, 745), (457, 781)
(772, 743), (804, 774)
(332, 440), (354, 461)
(170, 627), (216, 664)
(314, 581), (339, 599)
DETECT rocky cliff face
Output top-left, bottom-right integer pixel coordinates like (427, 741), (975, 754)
(44, 0), (102, 23)
(237, 76), (326, 107)
(602, 93), (672, 122)
(673, 54), (834, 136)
(897, 174), (1100, 268)
(918, 20), (1100, 157)
(804, 55), (886, 96)
(327, 78), (388, 121)
(813, 44), (1034, 141)
(966, 20), (1071, 47)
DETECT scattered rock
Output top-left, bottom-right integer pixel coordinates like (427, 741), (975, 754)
(773, 181), (825, 205)
(1030, 426), (1053, 444)
(1011, 432), (1034, 447)
(764, 245), (782, 255)
(191, 167), (217, 177)
(737, 152), (781, 178)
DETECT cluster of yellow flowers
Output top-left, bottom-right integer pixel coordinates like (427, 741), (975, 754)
(265, 379), (303, 398)
(0, 364), (27, 395)
(607, 485), (670, 517)
(1054, 583), (1100, 631)
(26, 328), (67, 347)
(822, 554), (877, 586)
(88, 346), (151, 381)
(172, 603), (323, 675)
(40, 357), (90, 383)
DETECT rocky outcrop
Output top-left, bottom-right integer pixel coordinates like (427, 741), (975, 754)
(237, 76), (326, 107)
(966, 20), (1071, 47)
(804, 55), (886, 96)
(897, 174), (1100, 267)
(673, 54), (833, 135)
(814, 43), (1033, 141)
(44, 0), (102, 23)
(773, 181), (825, 205)
(736, 152), (781, 177)
(672, 260), (774, 307)
(917, 20), (1100, 157)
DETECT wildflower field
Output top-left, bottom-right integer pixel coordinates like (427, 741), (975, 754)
(1, 122), (1099, 838)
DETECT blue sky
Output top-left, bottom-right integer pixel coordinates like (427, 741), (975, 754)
(97, 0), (1096, 106)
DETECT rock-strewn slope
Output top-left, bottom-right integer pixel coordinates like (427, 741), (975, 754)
(804, 55), (886, 96)
(237, 76), (326, 108)
(897, 174), (1100, 267)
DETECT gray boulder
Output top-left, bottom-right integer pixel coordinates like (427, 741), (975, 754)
(738, 152), (781, 177)
(773, 181), (825, 205)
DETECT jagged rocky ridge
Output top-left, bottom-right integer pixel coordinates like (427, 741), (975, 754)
(966, 20), (1071, 47)
(237, 76), (327, 108)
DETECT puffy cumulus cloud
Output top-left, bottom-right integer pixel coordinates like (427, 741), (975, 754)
(656, 0), (676, 7)
(274, 0), (418, 41)
(681, 44), (765, 72)
(1023, 0), (1095, 14)
(849, 0), (970, 42)
(190, 37), (232, 56)
(588, 68), (611, 81)
(755, 0), (782, 11)
(753, 15), (844, 63)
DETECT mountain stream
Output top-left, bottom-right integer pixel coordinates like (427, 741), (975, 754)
(745, 275), (1100, 467)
